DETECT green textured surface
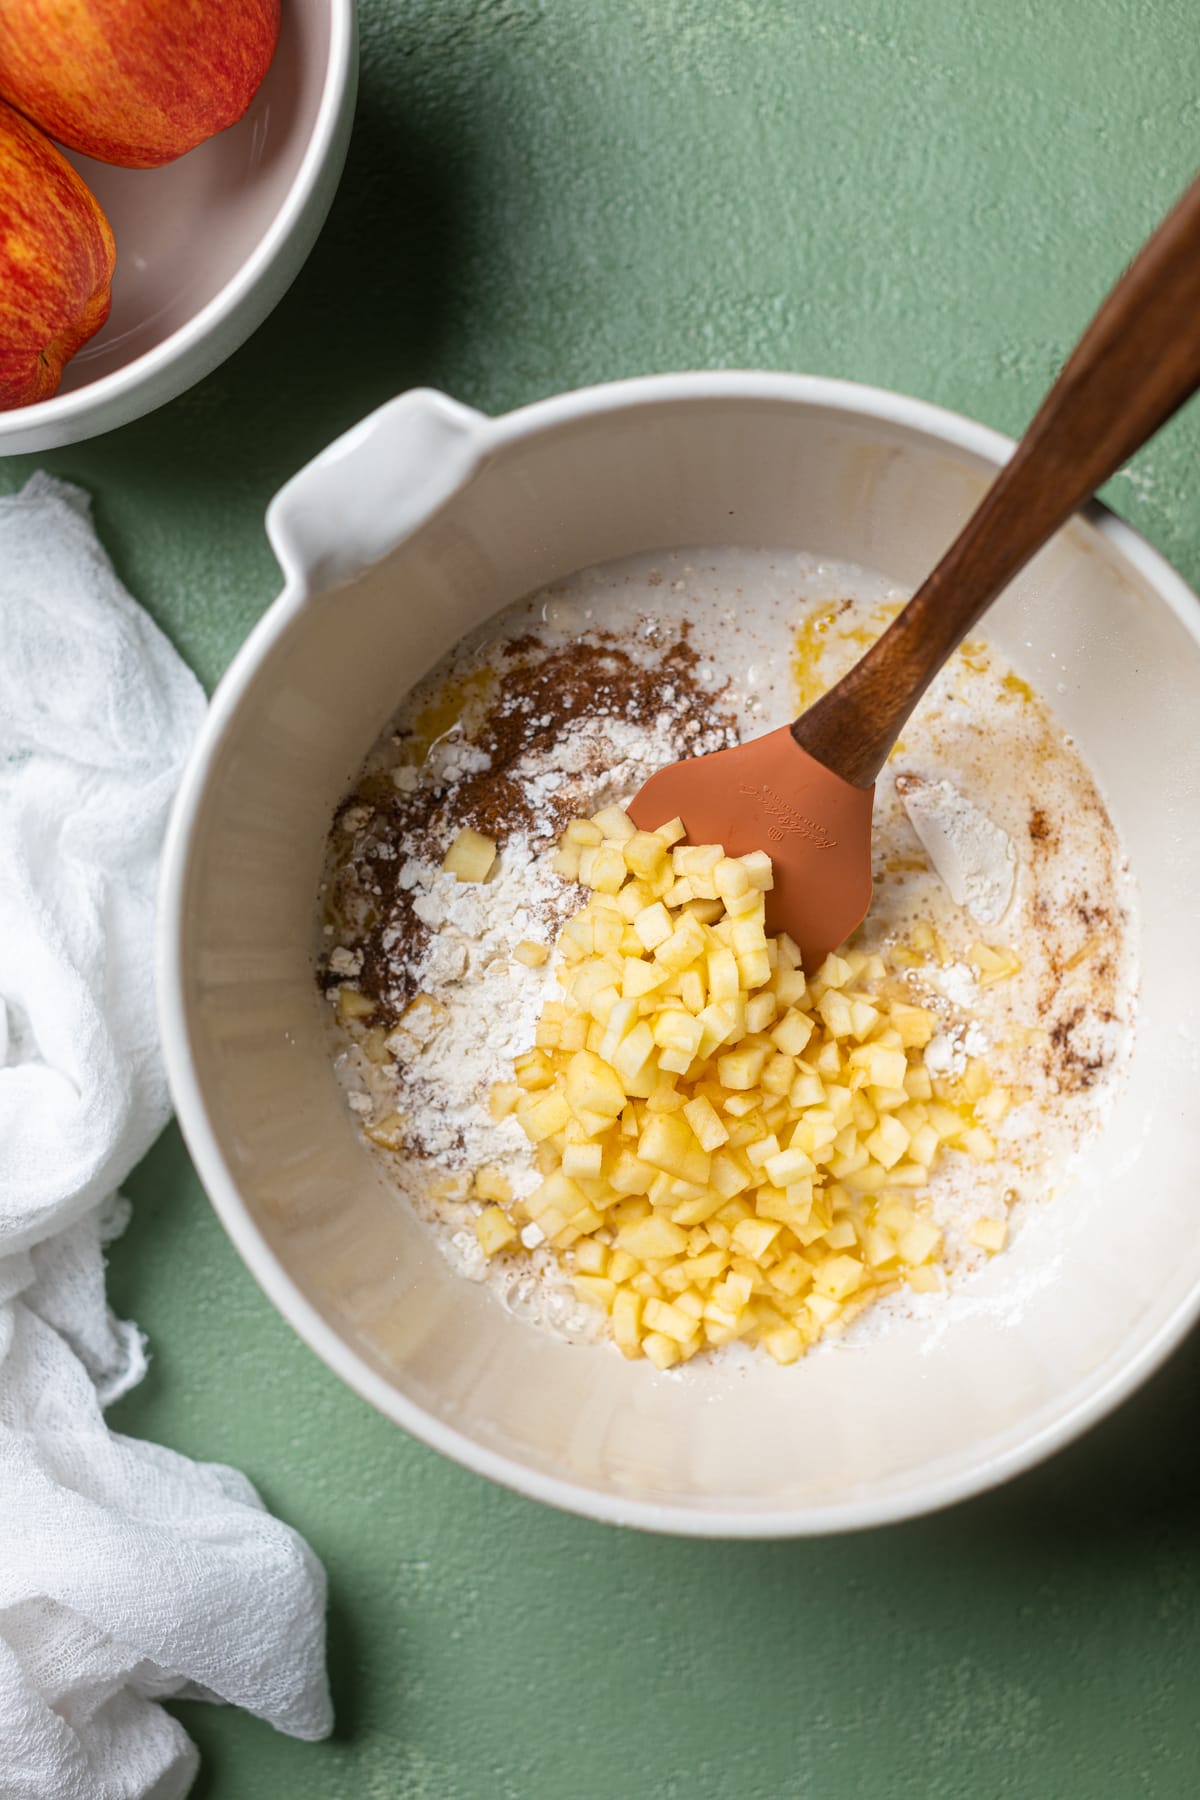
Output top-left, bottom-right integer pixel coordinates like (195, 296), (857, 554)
(4, 1), (1200, 1793)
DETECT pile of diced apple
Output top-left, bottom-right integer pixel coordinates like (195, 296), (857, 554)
(459, 806), (1012, 1368)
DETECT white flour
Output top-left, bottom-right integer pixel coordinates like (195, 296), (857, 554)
(924, 1020), (989, 1079)
(388, 835), (563, 1184)
(510, 715), (689, 822)
(896, 773), (1017, 925)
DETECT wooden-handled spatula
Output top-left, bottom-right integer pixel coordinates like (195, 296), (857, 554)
(628, 172), (1200, 972)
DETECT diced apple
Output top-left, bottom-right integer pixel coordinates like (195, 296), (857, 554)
(574, 1238), (609, 1275)
(769, 1250), (814, 1296)
(364, 1110), (407, 1151)
(615, 880), (651, 921)
(573, 1273), (617, 1311)
(898, 1218), (942, 1265)
(864, 1114), (910, 1170)
(713, 855), (751, 899)
(959, 1125), (997, 1161)
(442, 827), (497, 883)
(707, 945), (740, 1002)
(598, 994), (641, 1060)
(638, 1113), (711, 1187)
(617, 1214), (690, 1260)
(642, 1331), (683, 1370)
(806, 1291), (843, 1326)
(814, 952), (852, 989)
(848, 1041), (908, 1089)
(518, 1088), (572, 1142)
(848, 1000), (881, 1040)
(610, 1020), (655, 1088)
(475, 1206), (518, 1256)
(864, 1225), (898, 1268)
(907, 1264), (943, 1293)
(717, 1043), (769, 1090)
(475, 1165), (513, 1203)
(904, 1064), (934, 1101)
(772, 969), (807, 1009)
(612, 1287), (643, 1353)
(607, 1148), (656, 1195)
(552, 844), (582, 880)
(976, 1087), (1011, 1124)
(745, 991), (777, 1034)
(762, 1144), (816, 1187)
(337, 988), (377, 1023)
(672, 843), (722, 879)
(531, 1167), (591, 1222)
(823, 1219), (858, 1250)
(623, 830), (669, 877)
(653, 1009), (704, 1058)
(562, 1141), (604, 1178)
(565, 1050), (625, 1119)
(761, 1323), (805, 1365)
(760, 1052), (796, 1097)
(670, 1192), (727, 1227)
(620, 957), (666, 1000)
(645, 1072), (686, 1113)
(707, 1148), (752, 1200)
(582, 842), (627, 893)
(678, 967), (706, 1013)
(730, 917), (767, 956)
(968, 1216), (1008, 1252)
(731, 1217), (781, 1259)
(814, 1254), (864, 1301)
(787, 1070), (825, 1110)
(739, 850), (773, 889)
(889, 1001), (936, 1048)
(655, 913), (708, 972)
(745, 1132), (782, 1169)
(633, 901), (674, 950)
(967, 940), (1021, 985)
(817, 990), (855, 1038)
(592, 911), (625, 954)
(683, 1093), (729, 1150)
(558, 914), (595, 958)
(770, 1009), (814, 1056)
(591, 804), (637, 841)
(643, 1297), (701, 1343)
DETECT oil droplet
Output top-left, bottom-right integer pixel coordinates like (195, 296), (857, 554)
(1001, 671), (1036, 704)
(394, 668), (496, 767)
(791, 596), (900, 711)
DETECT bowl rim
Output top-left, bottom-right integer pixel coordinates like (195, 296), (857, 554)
(159, 369), (1200, 1537)
(0, 0), (357, 438)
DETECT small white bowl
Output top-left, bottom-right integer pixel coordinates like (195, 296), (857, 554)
(0, 0), (357, 456)
(159, 374), (1200, 1536)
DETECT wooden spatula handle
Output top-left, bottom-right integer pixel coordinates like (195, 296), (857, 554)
(793, 170), (1200, 787)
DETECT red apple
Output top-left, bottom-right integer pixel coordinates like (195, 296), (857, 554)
(0, 0), (281, 170)
(0, 99), (115, 408)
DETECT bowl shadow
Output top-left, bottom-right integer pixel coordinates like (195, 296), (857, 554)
(34, 87), (479, 527)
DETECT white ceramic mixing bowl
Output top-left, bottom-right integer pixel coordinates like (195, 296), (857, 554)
(0, 0), (357, 456)
(159, 374), (1200, 1535)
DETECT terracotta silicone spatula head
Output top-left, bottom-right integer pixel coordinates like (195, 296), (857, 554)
(628, 728), (875, 973)
(630, 169), (1200, 972)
